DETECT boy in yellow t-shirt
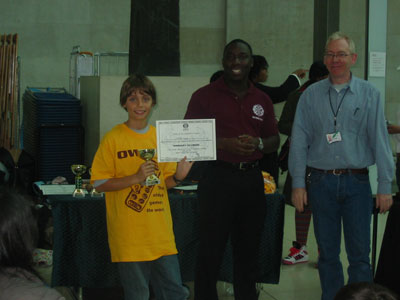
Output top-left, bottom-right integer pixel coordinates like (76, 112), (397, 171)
(91, 74), (193, 300)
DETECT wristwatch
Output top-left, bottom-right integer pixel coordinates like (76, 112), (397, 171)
(258, 137), (264, 151)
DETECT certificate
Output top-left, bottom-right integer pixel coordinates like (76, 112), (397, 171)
(156, 119), (216, 162)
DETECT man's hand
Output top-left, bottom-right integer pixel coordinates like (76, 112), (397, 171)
(292, 69), (308, 79)
(218, 136), (257, 156)
(376, 194), (393, 213)
(291, 187), (308, 212)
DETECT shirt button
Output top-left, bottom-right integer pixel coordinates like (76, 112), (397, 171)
(336, 156), (340, 159)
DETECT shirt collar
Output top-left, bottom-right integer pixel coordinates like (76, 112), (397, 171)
(323, 72), (356, 94)
(214, 76), (256, 96)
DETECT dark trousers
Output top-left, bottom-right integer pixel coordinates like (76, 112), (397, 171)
(259, 151), (279, 186)
(194, 164), (267, 300)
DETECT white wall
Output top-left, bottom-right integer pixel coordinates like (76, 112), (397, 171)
(1, 0), (399, 152)
(80, 75), (209, 165)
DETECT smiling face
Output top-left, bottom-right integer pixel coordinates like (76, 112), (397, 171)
(123, 89), (154, 122)
(222, 41), (253, 84)
(324, 38), (357, 84)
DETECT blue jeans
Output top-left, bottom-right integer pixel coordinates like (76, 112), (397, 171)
(307, 170), (373, 300)
(118, 254), (189, 300)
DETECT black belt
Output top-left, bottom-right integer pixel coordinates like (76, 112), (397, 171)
(213, 160), (259, 171)
(310, 167), (368, 175)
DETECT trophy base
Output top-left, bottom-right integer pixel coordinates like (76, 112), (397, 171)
(73, 189), (86, 198)
(144, 175), (160, 186)
(91, 189), (104, 197)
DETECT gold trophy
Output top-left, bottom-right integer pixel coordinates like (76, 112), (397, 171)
(89, 168), (103, 197)
(71, 164), (87, 197)
(138, 149), (160, 186)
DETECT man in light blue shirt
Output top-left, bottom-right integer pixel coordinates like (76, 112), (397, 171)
(289, 32), (394, 300)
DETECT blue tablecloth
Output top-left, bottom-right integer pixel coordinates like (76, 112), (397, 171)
(48, 191), (284, 288)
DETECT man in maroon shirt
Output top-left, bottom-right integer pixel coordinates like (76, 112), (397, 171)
(185, 39), (280, 300)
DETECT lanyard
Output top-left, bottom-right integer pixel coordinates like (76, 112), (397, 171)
(329, 87), (349, 131)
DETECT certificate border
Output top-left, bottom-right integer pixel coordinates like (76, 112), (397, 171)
(156, 119), (216, 162)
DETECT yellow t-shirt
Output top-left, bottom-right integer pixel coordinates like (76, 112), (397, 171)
(91, 123), (177, 262)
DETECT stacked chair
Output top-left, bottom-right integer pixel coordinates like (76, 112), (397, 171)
(23, 87), (83, 183)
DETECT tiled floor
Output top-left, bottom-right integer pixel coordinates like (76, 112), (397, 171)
(38, 188), (389, 300)
(197, 203), (388, 300)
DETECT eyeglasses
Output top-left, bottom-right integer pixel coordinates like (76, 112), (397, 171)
(324, 52), (351, 59)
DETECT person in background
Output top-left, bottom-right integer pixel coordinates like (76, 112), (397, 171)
(185, 39), (280, 300)
(249, 55), (307, 104)
(289, 32), (394, 300)
(91, 74), (193, 300)
(334, 282), (399, 300)
(0, 187), (65, 300)
(249, 55), (307, 185)
(279, 61), (329, 265)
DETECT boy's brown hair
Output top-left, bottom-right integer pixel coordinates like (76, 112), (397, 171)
(120, 74), (157, 110)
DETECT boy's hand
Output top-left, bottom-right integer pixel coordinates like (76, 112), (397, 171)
(174, 156), (194, 182)
(136, 160), (157, 182)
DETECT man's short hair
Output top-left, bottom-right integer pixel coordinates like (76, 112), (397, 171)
(120, 74), (157, 110)
(325, 31), (356, 54)
(223, 39), (253, 57)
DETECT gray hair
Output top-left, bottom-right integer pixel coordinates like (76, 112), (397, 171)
(325, 32), (356, 54)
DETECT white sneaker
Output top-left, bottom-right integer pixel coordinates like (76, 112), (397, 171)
(282, 242), (309, 265)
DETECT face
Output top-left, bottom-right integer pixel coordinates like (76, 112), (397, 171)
(123, 89), (154, 121)
(222, 42), (253, 83)
(256, 68), (268, 83)
(324, 38), (357, 83)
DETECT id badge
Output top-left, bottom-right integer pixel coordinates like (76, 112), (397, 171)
(326, 131), (342, 144)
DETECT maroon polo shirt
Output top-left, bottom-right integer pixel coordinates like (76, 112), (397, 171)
(184, 77), (278, 163)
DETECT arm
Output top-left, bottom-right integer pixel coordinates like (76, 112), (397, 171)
(95, 160), (156, 192)
(255, 74), (300, 104)
(376, 194), (393, 214)
(291, 187), (308, 212)
(164, 157), (194, 189)
(278, 90), (301, 136)
(288, 92), (312, 210)
(368, 89), (395, 213)
(184, 89), (207, 119)
(261, 135), (280, 154)
(292, 69), (307, 80)
(97, 158), (193, 192)
(218, 134), (280, 157)
(221, 94), (280, 156)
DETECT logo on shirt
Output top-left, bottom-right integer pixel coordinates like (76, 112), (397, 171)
(252, 104), (264, 117)
(125, 169), (161, 212)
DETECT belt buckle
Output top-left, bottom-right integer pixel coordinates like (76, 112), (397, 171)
(239, 162), (245, 170)
(333, 169), (341, 176)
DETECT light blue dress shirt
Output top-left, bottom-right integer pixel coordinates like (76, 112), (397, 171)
(289, 75), (394, 194)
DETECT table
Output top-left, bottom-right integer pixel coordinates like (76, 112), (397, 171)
(48, 191), (284, 288)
